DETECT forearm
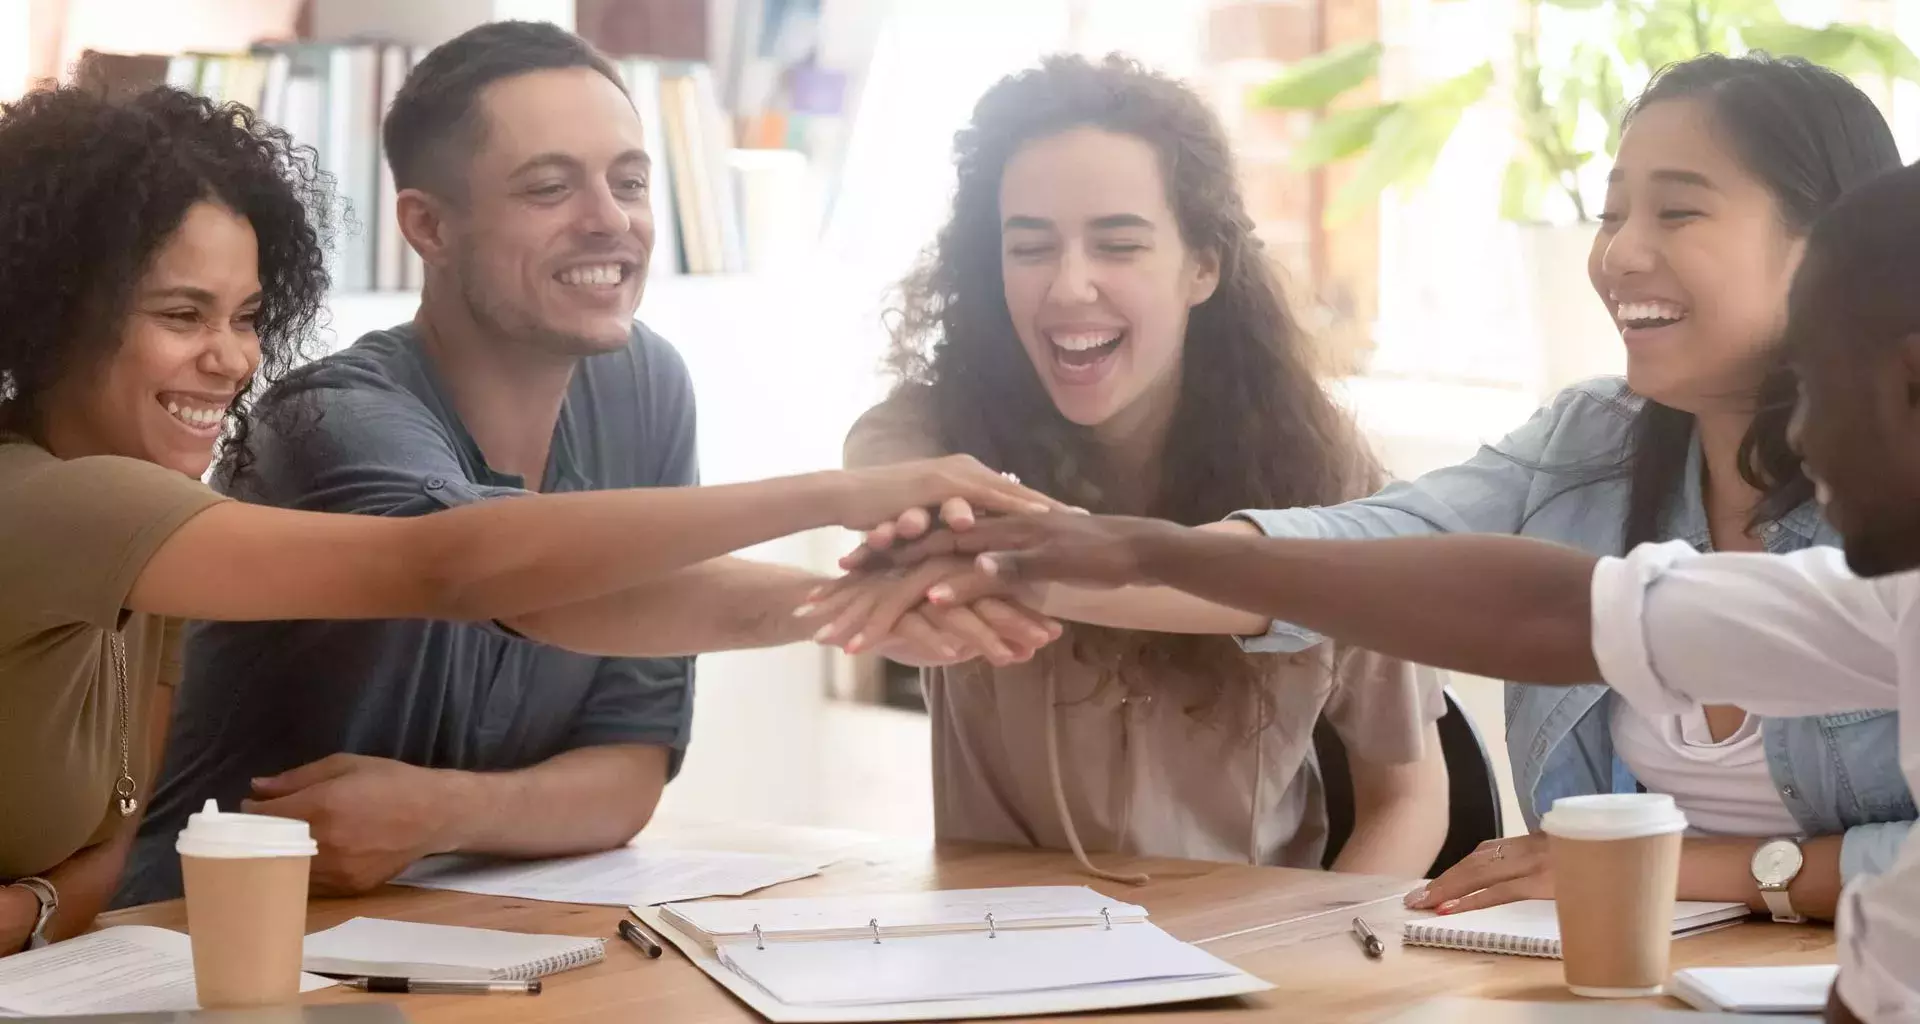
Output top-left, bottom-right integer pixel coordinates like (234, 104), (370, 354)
(0, 836), (132, 950)
(1332, 726), (1451, 878)
(1135, 528), (1602, 684)
(508, 558), (822, 657)
(434, 745), (668, 858)
(1678, 834), (1844, 921)
(1036, 582), (1267, 635)
(423, 475), (847, 623)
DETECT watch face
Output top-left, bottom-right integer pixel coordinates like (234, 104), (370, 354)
(1752, 840), (1805, 886)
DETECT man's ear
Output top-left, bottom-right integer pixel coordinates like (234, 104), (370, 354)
(395, 189), (451, 268)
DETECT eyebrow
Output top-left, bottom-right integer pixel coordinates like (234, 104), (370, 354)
(142, 286), (262, 306)
(510, 149), (650, 177)
(1002, 213), (1156, 231)
(1605, 168), (1718, 190)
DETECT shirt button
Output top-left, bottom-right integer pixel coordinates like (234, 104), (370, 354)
(426, 477), (446, 490)
(1765, 524), (1782, 536)
(1781, 785), (1796, 799)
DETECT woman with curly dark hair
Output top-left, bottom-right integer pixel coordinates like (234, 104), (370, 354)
(0, 84), (1050, 950)
(835, 54), (1449, 881)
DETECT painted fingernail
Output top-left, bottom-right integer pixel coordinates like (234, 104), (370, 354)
(813, 625), (835, 643)
(848, 633), (868, 652)
(1404, 887), (1429, 908)
(1437, 900), (1459, 914)
(792, 604), (817, 618)
(979, 555), (1002, 575)
(928, 585), (955, 603)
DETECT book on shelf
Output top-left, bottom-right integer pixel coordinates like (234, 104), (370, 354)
(162, 45), (755, 284)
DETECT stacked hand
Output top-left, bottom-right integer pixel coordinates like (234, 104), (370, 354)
(808, 490), (1179, 662)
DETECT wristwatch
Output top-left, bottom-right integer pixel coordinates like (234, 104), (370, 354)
(1751, 837), (1806, 923)
(10, 876), (57, 950)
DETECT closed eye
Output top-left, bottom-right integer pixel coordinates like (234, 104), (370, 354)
(1660, 209), (1703, 222)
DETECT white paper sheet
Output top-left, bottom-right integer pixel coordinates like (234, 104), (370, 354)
(717, 922), (1234, 1007)
(666, 886), (1147, 940)
(0, 926), (333, 1016)
(393, 845), (825, 907)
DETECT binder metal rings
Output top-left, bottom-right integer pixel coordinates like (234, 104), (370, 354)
(870, 919), (881, 944)
(753, 924), (765, 951)
(986, 913), (997, 938)
(1101, 907), (1112, 930)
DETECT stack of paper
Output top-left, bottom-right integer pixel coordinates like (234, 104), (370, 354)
(394, 844), (825, 907)
(1672, 964), (1838, 1014)
(0, 927), (333, 1016)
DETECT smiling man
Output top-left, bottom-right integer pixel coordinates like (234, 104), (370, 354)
(108, 21), (1060, 907)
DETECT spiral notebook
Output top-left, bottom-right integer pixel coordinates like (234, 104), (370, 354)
(634, 886), (1271, 1022)
(1402, 900), (1749, 959)
(301, 917), (605, 981)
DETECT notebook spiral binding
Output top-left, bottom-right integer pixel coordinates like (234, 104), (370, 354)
(1403, 922), (1561, 959)
(502, 938), (608, 980)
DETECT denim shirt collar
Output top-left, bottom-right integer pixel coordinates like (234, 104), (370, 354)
(1666, 429), (1824, 553)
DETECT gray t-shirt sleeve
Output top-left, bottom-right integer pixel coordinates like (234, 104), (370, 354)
(566, 330), (699, 773)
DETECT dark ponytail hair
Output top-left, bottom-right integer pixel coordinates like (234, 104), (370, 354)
(1613, 53), (1898, 548)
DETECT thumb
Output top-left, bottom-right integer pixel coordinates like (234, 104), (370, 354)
(252, 755), (356, 797)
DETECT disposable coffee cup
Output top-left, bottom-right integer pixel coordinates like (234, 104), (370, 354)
(1541, 793), (1688, 998)
(176, 800), (317, 1009)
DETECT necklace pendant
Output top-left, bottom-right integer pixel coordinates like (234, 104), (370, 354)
(115, 776), (138, 818)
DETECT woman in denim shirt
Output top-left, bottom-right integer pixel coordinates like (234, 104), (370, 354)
(830, 52), (1912, 922)
(1228, 53), (1913, 921)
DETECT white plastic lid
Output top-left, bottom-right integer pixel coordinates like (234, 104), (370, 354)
(174, 799), (317, 859)
(1540, 793), (1688, 841)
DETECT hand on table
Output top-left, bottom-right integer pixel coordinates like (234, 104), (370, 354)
(1405, 834), (1554, 914)
(804, 556), (1061, 667)
(244, 753), (457, 896)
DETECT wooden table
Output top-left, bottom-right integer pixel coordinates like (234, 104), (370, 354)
(101, 819), (1837, 1023)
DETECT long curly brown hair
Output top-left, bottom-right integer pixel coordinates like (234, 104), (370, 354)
(885, 53), (1381, 723)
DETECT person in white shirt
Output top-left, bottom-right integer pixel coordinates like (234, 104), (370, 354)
(811, 157), (1920, 1022)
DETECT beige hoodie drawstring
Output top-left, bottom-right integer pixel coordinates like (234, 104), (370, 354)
(1045, 668), (1150, 886)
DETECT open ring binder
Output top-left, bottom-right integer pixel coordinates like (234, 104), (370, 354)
(985, 913), (996, 939)
(869, 919), (881, 944)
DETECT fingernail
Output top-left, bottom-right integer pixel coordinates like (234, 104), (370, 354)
(1437, 900), (1459, 915)
(813, 625), (834, 643)
(979, 555), (1002, 576)
(1404, 887), (1428, 908)
(792, 604), (817, 618)
(928, 585), (955, 603)
(848, 633), (867, 653)
(940, 645), (959, 660)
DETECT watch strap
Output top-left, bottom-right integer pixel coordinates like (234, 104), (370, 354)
(1760, 885), (1804, 924)
(14, 876), (57, 950)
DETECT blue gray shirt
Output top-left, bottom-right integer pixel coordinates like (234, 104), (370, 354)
(1235, 377), (1913, 881)
(116, 322), (698, 907)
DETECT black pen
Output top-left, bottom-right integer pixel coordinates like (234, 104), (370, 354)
(1351, 916), (1385, 960)
(334, 976), (541, 995)
(618, 916), (664, 959)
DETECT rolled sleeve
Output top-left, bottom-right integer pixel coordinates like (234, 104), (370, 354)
(566, 655), (696, 777)
(1592, 543), (1902, 720)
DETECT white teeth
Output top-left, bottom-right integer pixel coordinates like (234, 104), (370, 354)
(1616, 300), (1687, 324)
(1049, 331), (1122, 351)
(559, 264), (623, 286)
(164, 400), (223, 429)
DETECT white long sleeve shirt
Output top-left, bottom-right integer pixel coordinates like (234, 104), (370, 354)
(1593, 542), (1920, 1022)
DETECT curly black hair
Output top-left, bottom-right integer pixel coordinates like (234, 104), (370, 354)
(0, 84), (334, 476)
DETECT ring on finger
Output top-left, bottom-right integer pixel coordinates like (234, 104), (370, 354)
(1488, 842), (1506, 862)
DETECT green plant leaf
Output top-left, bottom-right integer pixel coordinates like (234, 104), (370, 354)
(1251, 41), (1383, 110)
(1540, 0), (1608, 8)
(1324, 63), (1492, 223)
(1291, 103), (1400, 169)
(1500, 154), (1548, 222)
(1837, 24), (1920, 83)
(1741, 22), (1855, 65)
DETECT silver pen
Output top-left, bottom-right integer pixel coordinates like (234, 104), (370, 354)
(1351, 916), (1385, 960)
(335, 976), (542, 995)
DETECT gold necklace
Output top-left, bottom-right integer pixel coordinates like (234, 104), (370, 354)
(109, 633), (136, 817)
